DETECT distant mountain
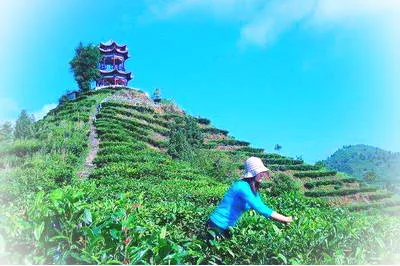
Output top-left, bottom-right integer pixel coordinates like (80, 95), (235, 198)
(324, 144), (400, 180)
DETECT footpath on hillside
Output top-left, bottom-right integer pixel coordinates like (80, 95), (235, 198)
(77, 102), (103, 179)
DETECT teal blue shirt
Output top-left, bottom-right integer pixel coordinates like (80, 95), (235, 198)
(209, 180), (274, 230)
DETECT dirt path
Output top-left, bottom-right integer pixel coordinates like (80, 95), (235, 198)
(78, 110), (100, 179)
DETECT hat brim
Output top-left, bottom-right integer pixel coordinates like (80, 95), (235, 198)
(240, 166), (269, 179)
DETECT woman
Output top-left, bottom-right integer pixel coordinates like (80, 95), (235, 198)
(206, 156), (293, 239)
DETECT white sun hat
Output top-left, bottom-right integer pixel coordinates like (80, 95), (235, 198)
(241, 156), (270, 179)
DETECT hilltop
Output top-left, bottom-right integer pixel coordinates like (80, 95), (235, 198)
(324, 144), (400, 181)
(0, 86), (399, 264)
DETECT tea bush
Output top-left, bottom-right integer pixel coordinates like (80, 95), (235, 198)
(305, 187), (378, 197)
(201, 127), (229, 136)
(304, 177), (357, 189)
(195, 117), (211, 125)
(1, 139), (42, 157)
(366, 191), (394, 201)
(270, 173), (301, 197)
(102, 101), (155, 114)
(187, 149), (240, 182)
(265, 158), (303, 165)
(236, 146), (264, 154)
(6, 185), (398, 264)
(105, 106), (170, 128)
(346, 199), (400, 211)
(167, 117), (203, 160)
(294, 170), (337, 178)
(1, 87), (399, 264)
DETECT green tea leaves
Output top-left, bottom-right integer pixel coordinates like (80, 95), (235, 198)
(34, 222), (44, 241)
(83, 209), (92, 225)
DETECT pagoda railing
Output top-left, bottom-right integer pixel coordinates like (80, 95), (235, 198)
(99, 64), (126, 71)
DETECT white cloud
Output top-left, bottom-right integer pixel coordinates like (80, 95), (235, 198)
(146, 0), (400, 47)
(238, 0), (315, 47)
(0, 98), (19, 124)
(0, 101), (58, 124)
(32, 103), (57, 121)
(310, 0), (400, 25)
(146, 0), (264, 20)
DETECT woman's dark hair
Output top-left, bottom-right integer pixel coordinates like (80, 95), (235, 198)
(243, 176), (260, 195)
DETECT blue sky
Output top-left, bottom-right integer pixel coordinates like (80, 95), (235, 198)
(1, 0), (399, 163)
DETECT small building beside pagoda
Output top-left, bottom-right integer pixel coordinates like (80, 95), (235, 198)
(96, 41), (133, 87)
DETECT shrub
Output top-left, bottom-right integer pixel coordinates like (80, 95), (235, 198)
(367, 192), (393, 201)
(363, 171), (377, 182)
(346, 199), (400, 211)
(264, 159), (304, 165)
(195, 117), (211, 125)
(187, 150), (240, 182)
(102, 101), (155, 114)
(269, 164), (320, 171)
(3, 139), (42, 157)
(106, 106), (170, 128)
(205, 139), (250, 147)
(294, 171), (337, 178)
(303, 178), (357, 189)
(304, 187), (378, 197)
(167, 129), (194, 160)
(237, 146), (264, 154)
(270, 173), (301, 197)
(314, 161), (326, 169)
(167, 117), (203, 160)
(201, 127), (229, 136)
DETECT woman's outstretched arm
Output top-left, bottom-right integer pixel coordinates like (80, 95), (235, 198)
(271, 212), (293, 224)
(238, 182), (293, 224)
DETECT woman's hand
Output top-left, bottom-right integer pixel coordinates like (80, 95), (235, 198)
(271, 212), (294, 224)
(284, 216), (293, 224)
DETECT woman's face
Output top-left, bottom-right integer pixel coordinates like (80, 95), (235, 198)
(255, 171), (270, 182)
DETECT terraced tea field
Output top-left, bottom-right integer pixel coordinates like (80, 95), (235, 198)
(0, 86), (399, 264)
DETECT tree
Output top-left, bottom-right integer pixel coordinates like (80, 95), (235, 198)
(296, 155), (303, 160)
(167, 129), (193, 160)
(152, 88), (161, 103)
(184, 117), (203, 148)
(167, 117), (203, 160)
(363, 171), (377, 182)
(314, 161), (326, 169)
(69, 42), (101, 92)
(0, 122), (13, 141)
(188, 149), (239, 182)
(274, 144), (282, 152)
(14, 110), (35, 139)
(270, 173), (301, 197)
(58, 94), (68, 104)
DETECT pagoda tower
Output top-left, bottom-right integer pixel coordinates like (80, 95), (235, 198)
(96, 41), (133, 86)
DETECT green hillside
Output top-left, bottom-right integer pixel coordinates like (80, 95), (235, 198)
(1, 87), (399, 264)
(324, 144), (400, 181)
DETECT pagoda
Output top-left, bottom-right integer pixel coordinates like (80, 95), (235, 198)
(96, 41), (133, 86)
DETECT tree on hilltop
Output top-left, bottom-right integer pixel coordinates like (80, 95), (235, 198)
(274, 144), (282, 152)
(14, 110), (35, 139)
(0, 122), (13, 141)
(152, 88), (161, 104)
(69, 42), (101, 92)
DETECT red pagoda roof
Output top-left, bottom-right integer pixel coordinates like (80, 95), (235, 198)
(99, 68), (132, 80)
(100, 41), (127, 50)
